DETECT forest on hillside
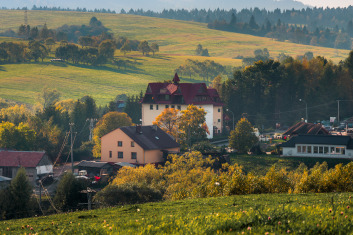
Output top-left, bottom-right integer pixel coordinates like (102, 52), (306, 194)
(128, 7), (353, 50)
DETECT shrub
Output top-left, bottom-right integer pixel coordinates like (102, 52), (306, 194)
(94, 183), (162, 206)
(53, 172), (87, 211)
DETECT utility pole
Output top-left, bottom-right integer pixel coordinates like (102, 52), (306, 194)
(69, 123), (74, 173)
(87, 118), (97, 141)
(39, 179), (42, 211)
(24, 9), (28, 40)
(337, 100), (340, 125)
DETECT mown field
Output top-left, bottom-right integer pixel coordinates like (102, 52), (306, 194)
(230, 154), (353, 175)
(1, 192), (353, 234)
(0, 54), (239, 105)
(0, 10), (351, 105)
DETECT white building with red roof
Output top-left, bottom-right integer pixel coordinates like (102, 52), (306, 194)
(141, 73), (224, 139)
(0, 150), (53, 184)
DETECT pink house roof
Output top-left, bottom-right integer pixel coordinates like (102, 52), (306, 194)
(0, 151), (47, 168)
(142, 81), (223, 106)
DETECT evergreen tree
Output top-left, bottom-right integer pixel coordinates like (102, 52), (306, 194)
(10, 167), (33, 218)
(54, 172), (85, 211)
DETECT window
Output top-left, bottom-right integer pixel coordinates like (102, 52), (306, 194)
(314, 146), (318, 154)
(131, 152), (137, 159)
(150, 104), (153, 110)
(319, 146), (323, 154)
(297, 146), (301, 153)
(109, 151), (112, 158)
(331, 147), (335, 154)
(324, 147), (329, 154)
(177, 105), (181, 110)
(302, 146), (306, 153)
(307, 146), (312, 153)
(118, 141), (122, 147)
(165, 105), (169, 109)
(118, 152), (123, 158)
(218, 108), (221, 112)
(171, 105), (175, 108)
(156, 105), (159, 110)
(131, 141), (135, 147)
(218, 119), (221, 123)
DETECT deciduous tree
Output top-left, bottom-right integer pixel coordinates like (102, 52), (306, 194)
(229, 118), (258, 154)
(153, 108), (180, 139)
(93, 112), (133, 157)
(178, 105), (208, 149)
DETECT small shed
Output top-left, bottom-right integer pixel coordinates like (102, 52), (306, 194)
(75, 161), (115, 177)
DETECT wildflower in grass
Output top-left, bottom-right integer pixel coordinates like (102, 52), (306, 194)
(345, 216), (348, 219)
(350, 196), (351, 199)
(332, 217), (335, 220)
(348, 206), (350, 209)
(109, 227), (112, 230)
(265, 232), (269, 235)
(247, 227), (251, 230)
(317, 224), (320, 227)
(137, 209), (140, 212)
(27, 225), (30, 228)
(341, 212), (344, 215)
(22, 226), (25, 229)
(268, 216), (271, 220)
(329, 209), (332, 213)
(278, 221), (282, 225)
(6, 228), (9, 231)
(287, 230), (290, 233)
(51, 222), (54, 225)
(30, 227), (33, 230)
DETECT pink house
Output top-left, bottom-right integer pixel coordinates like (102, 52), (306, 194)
(101, 125), (180, 165)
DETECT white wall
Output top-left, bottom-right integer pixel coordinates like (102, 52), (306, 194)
(36, 165), (53, 175)
(282, 144), (353, 159)
(202, 104), (214, 139)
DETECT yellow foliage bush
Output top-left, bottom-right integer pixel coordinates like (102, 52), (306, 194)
(108, 152), (353, 202)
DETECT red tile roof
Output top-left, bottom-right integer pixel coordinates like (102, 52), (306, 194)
(142, 82), (223, 106)
(0, 151), (47, 168)
(283, 122), (330, 136)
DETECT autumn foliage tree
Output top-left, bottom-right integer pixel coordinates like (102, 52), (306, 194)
(93, 112), (133, 157)
(152, 108), (179, 140)
(152, 105), (208, 150)
(179, 105), (208, 149)
(229, 118), (258, 154)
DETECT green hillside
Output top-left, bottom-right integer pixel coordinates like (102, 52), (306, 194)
(1, 193), (353, 234)
(0, 10), (351, 105)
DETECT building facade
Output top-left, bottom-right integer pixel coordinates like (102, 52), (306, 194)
(0, 151), (53, 184)
(101, 125), (180, 165)
(279, 135), (353, 158)
(140, 74), (224, 139)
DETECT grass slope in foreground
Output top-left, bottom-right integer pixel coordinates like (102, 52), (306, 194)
(2, 193), (353, 234)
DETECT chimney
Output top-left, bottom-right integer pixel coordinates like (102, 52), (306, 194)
(136, 125), (142, 134)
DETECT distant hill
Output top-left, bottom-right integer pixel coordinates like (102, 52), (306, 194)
(2, 0), (307, 11)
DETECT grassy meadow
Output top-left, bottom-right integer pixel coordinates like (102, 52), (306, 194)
(230, 154), (353, 175)
(0, 10), (351, 105)
(2, 192), (353, 234)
